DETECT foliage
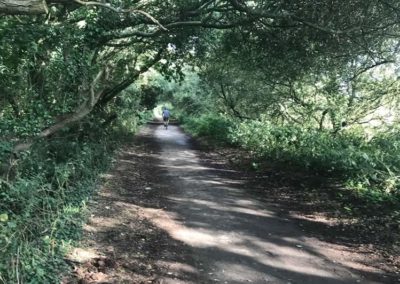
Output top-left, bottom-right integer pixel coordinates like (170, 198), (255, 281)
(159, 1), (400, 204)
(0, 119), (138, 282)
(0, 111), (144, 283)
(182, 114), (234, 145)
(2, 0), (400, 280)
(231, 119), (400, 197)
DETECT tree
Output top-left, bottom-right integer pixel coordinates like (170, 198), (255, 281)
(1, 0), (400, 153)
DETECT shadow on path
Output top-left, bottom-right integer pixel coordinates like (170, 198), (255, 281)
(69, 124), (397, 284)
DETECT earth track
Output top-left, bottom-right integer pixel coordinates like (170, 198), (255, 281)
(66, 124), (398, 284)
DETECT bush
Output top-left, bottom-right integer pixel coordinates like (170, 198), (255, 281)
(182, 114), (234, 144)
(0, 128), (120, 283)
(231, 119), (400, 197)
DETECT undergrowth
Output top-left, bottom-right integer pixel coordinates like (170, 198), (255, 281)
(232, 119), (400, 199)
(0, 125), (132, 283)
(181, 113), (233, 145)
(183, 114), (400, 198)
(181, 114), (400, 240)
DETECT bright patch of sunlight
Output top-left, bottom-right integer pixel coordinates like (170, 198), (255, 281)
(154, 103), (174, 119)
(370, 62), (398, 79)
(153, 105), (163, 119)
(63, 205), (81, 214)
(66, 248), (100, 263)
(148, 210), (341, 280)
(77, 20), (87, 29)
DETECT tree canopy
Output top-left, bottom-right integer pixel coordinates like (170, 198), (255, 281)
(2, 1), (400, 282)
(1, 1), (399, 147)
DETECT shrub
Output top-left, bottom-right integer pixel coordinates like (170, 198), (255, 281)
(231, 119), (400, 197)
(0, 127), (120, 283)
(182, 114), (234, 144)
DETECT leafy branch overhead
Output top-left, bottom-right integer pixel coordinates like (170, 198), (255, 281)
(1, 1), (400, 283)
(1, 0), (400, 151)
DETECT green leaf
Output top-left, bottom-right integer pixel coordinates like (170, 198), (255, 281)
(0, 213), (8, 222)
(7, 222), (17, 228)
(344, 206), (352, 212)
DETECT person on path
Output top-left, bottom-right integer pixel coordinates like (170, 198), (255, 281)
(162, 107), (170, 129)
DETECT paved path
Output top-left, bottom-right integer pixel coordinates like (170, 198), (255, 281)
(73, 124), (392, 284)
(149, 125), (383, 284)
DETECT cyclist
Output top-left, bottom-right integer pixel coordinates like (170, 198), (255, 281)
(162, 107), (170, 129)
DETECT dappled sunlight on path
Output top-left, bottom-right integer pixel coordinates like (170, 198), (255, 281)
(71, 124), (394, 284)
(149, 125), (384, 284)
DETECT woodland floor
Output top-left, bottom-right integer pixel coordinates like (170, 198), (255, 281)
(64, 123), (399, 284)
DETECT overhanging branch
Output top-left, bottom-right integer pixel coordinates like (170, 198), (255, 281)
(72, 0), (168, 31)
(0, 0), (48, 15)
(13, 48), (164, 153)
(13, 67), (107, 152)
(228, 0), (364, 35)
(98, 48), (164, 105)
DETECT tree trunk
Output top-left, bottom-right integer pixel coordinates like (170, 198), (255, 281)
(0, 0), (48, 15)
(13, 68), (106, 153)
(319, 109), (329, 130)
(12, 49), (164, 153)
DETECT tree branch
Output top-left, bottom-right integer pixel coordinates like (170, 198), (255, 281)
(228, 0), (363, 35)
(72, 0), (167, 31)
(349, 60), (395, 81)
(13, 47), (163, 153)
(0, 0), (48, 15)
(97, 48), (164, 105)
(13, 67), (107, 153)
(108, 19), (252, 41)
